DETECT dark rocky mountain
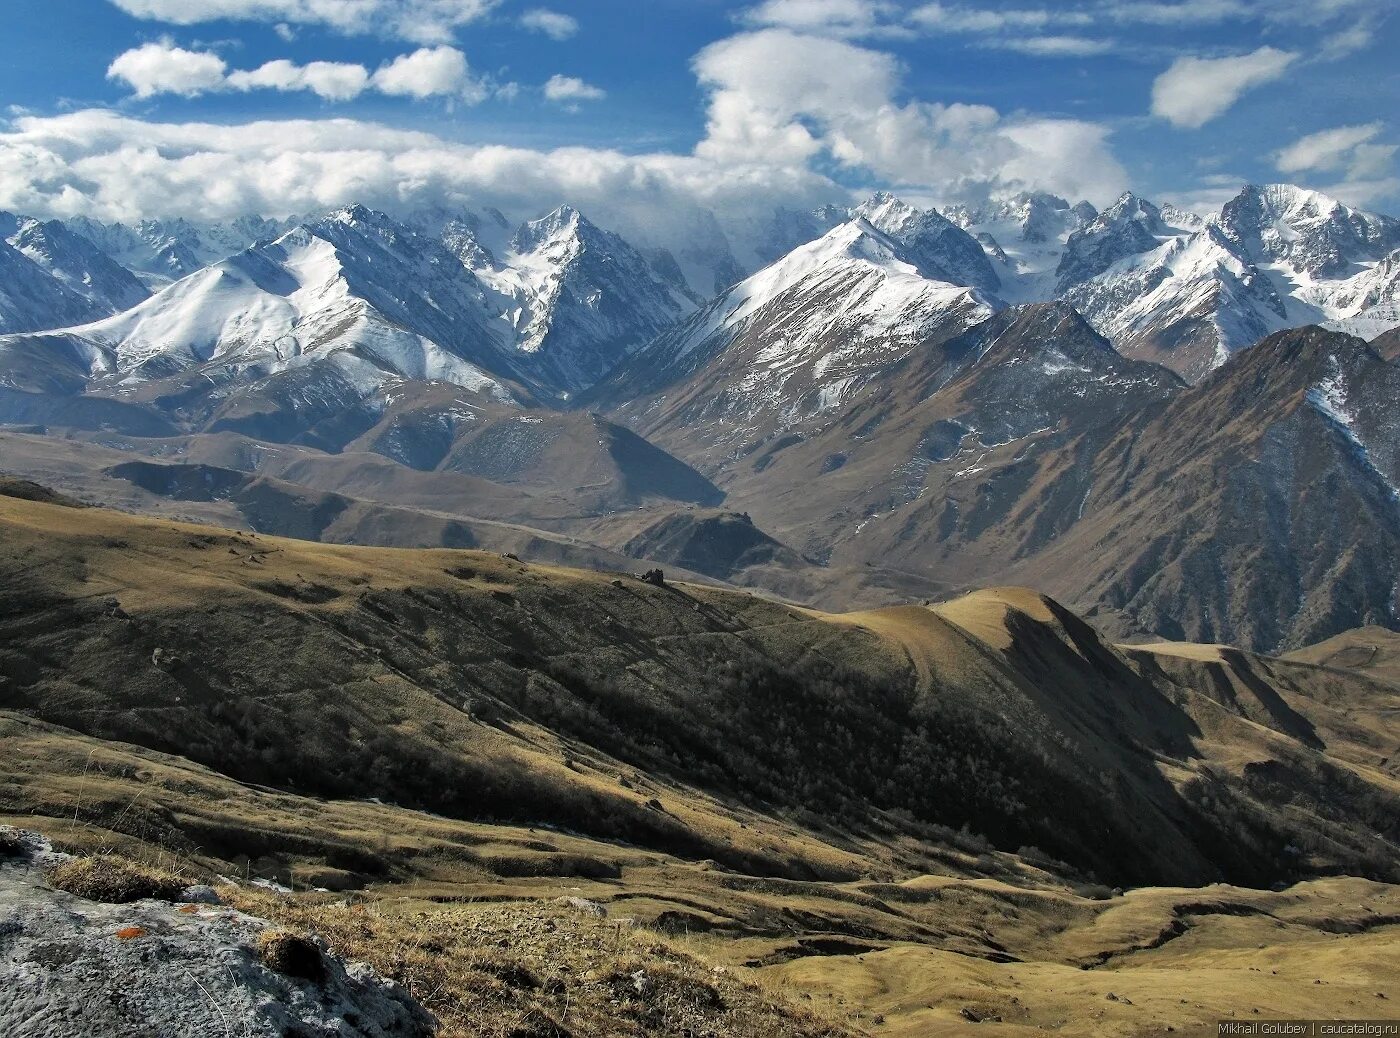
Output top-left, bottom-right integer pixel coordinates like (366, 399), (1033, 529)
(705, 303), (1184, 580)
(1013, 325), (1400, 651)
(1374, 325), (1400, 361)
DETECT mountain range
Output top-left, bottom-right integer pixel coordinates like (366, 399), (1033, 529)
(1, 181), (1398, 652)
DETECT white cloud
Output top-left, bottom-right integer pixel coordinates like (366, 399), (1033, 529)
(908, 3), (1064, 32)
(0, 108), (837, 265)
(992, 35), (1113, 56)
(371, 46), (484, 101)
(1103, 0), (1248, 25)
(542, 75), (606, 103)
(693, 29), (1127, 203)
(107, 0), (499, 44)
(1277, 124), (1382, 173)
(107, 42), (480, 102)
(1276, 123), (1396, 185)
(106, 39), (229, 99)
(1318, 20), (1378, 60)
(519, 9), (579, 41)
(743, 0), (892, 36)
(1150, 46), (1297, 129)
(227, 59), (371, 101)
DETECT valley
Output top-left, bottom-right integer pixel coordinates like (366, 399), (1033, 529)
(1, 488), (1397, 1035)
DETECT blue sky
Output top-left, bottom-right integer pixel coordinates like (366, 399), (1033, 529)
(1, 0), (1396, 232)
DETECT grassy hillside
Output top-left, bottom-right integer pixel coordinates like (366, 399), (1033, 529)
(1, 493), (1397, 891)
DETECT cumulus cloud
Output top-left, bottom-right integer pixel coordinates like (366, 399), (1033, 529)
(106, 39), (229, 98)
(1150, 46), (1297, 129)
(542, 75), (606, 104)
(519, 9), (579, 41)
(693, 29), (1128, 202)
(1276, 123), (1396, 182)
(107, 0), (499, 44)
(371, 45), (483, 100)
(227, 59), (370, 101)
(107, 43), (483, 102)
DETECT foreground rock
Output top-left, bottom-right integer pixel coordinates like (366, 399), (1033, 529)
(0, 831), (435, 1038)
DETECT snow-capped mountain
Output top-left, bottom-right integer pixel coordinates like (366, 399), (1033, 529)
(445, 205), (700, 396)
(0, 211), (152, 335)
(854, 193), (1001, 295)
(592, 214), (996, 460)
(946, 191), (1100, 303)
(1217, 183), (1400, 279)
(2, 181), (1398, 437)
(1, 205), (519, 412)
(2, 202), (712, 411)
(940, 183), (1400, 380)
(1, 213), (150, 317)
(1062, 219), (1290, 382)
(64, 214), (296, 287)
(0, 237), (106, 336)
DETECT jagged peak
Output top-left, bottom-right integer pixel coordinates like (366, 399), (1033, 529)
(325, 202), (384, 226)
(512, 204), (596, 253)
(1223, 182), (1377, 224)
(1104, 191), (1158, 218)
(854, 192), (931, 235)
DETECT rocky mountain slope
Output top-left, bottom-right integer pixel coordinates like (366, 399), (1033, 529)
(707, 303), (1183, 575)
(590, 216), (995, 460)
(1010, 325), (1400, 651)
(604, 301), (1398, 650)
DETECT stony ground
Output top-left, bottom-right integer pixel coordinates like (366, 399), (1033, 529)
(0, 830), (434, 1038)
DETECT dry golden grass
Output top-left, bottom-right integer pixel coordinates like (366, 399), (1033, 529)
(46, 853), (187, 904)
(224, 888), (857, 1038)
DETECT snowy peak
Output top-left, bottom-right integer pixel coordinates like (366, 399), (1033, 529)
(852, 193), (1001, 293)
(1217, 183), (1400, 279)
(3, 214), (150, 316)
(853, 192), (927, 238)
(953, 191), (1093, 244)
(511, 204), (585, 254)
(62, 213), (294, 286)
(470, 203), (699, 394)
(592, 212), (996, 437)
(15, 206), (519, 405)
(1102, 192), (1166, 228)
(1056, 192), (1177, 292)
